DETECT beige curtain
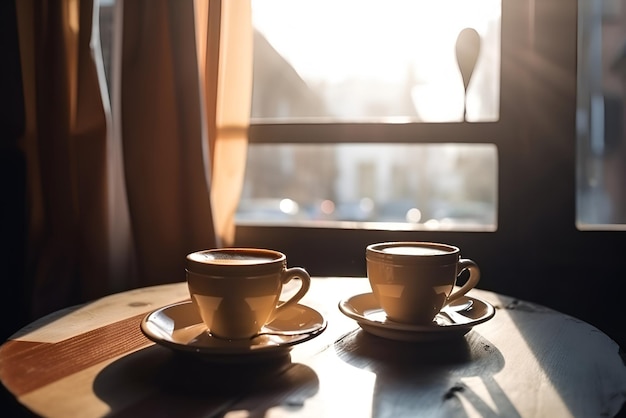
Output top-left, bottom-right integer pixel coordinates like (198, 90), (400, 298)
(15, 0), (252, 319)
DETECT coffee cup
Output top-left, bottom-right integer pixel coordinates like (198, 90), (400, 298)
(366, 241), (480, 325)
(186, 248), (311, 339)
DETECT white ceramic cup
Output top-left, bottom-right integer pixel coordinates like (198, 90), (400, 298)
(186, 248), (311, 339)
(366, 241), (480, 325)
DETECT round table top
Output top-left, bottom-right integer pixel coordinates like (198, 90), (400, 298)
(1, 277), (625, 417)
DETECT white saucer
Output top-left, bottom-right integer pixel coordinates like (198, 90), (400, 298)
(338, 293), (495, 342)
(140, 300), (327, 362)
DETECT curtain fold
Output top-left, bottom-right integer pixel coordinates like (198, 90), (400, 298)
(200, 0), (252, 246)
(14, 0), (252, 319)
(120, 0), (220, 287)
(17, 0), (112, 317)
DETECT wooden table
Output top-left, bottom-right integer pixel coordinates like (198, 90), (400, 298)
(1, 277), (625, 417)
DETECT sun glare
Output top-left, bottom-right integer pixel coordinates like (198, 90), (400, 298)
(252, 0), (500, 122)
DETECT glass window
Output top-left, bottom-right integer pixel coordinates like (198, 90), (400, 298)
(238, 143), (498, 231)
(242, 0), (501, 231)
(576, 0), (626, 229)
(251, 0), (501, 123)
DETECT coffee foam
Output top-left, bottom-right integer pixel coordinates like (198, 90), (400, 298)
(382, 246), (449, 256)
(199, 251), (277, 265)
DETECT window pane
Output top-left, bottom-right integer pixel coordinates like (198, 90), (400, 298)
(577, 0), (626, 228)
(237, 144), (498, 231)
(251, 0), (501, 123)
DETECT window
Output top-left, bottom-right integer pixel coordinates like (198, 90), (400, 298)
(237, 143), (498, 231)
(236, 0), (626, 282)
(250, 0), (500, 123)
(576, 0), (626, 229)
(240, 0), (502, 231)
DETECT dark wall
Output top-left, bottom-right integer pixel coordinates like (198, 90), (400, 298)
(0, 0), (28, 344)
(0, 3), (36, 416)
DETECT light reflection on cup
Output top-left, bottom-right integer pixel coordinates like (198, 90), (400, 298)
(366, 241), (480, 325)
(186, 248), (311, 339)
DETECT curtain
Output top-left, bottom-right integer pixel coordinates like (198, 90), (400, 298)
(14, 0), (252, 319)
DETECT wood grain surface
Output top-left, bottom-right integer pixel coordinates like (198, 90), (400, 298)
(1, 278), (624, 417)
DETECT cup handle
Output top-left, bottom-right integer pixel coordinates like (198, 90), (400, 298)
(270, 267), (311, 320)
(447, 258), (480, 303)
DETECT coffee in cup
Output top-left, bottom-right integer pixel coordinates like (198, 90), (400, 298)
(186, 248), (311, 339)
(366, 241), (480, 325)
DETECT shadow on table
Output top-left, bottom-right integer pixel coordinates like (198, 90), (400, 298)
(335, 329), (514, 417)
(93, 345), (319, 416)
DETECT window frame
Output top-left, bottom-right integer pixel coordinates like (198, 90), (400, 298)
(248, 121), (503, 146)
(235, 0), (626, 348)
(238, 0), (518, 279)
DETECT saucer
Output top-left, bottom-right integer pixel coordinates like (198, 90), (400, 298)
(338, 293), (495, 342)
(140, 301), (327, 362)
